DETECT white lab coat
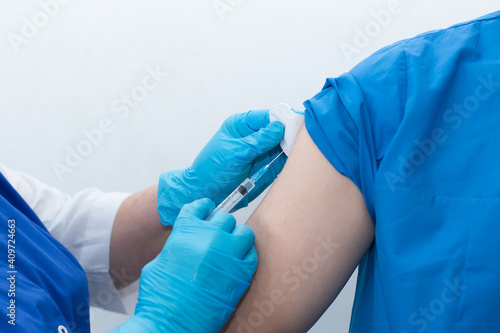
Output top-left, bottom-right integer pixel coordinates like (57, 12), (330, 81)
(0, 163), (132, 314)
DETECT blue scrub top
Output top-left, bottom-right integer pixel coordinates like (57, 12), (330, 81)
(0, 172), (90, 332)
(305, 11), (500, 333)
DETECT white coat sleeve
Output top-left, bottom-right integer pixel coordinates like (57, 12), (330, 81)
(0, 163), (133, 314)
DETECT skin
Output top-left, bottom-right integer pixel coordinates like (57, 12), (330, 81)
(108, 125), (374, 332)
(222, 126), (375, 332)
(109, 184), (171, 289)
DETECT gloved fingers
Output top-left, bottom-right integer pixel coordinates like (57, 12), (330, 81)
(245, 109), (270, 131)
(232, 147), (287, 211)
(209, 211), (237, 233)
(246, 154), (287, 204)
(223, 110), (270, 138)
(229, 224), (256, 259)
(266, 151), (287, 178)
(231, 145), (289, 211)
(177, 198), (215, 223)
(243, 246), (259, 274)
(201, 251), (257, 282)
(240, 121), (285, 158)
(157, 169), (187, 226)
(251, 146), (287, 178)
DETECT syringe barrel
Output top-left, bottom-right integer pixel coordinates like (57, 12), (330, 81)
(239, 178), (256, 194)
(208, 178), (255, 219)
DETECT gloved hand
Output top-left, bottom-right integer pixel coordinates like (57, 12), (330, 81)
(110, 199), (258, 333)
(158, 109), (286, 226)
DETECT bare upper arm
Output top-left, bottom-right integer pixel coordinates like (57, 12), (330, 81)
(222, 125), (375, 332)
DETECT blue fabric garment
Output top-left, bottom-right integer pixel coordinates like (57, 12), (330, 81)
(0, 172), (90, 332)
(305, 11), (500, 333)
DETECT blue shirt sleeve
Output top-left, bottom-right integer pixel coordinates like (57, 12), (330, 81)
(304, 43), (408, 220)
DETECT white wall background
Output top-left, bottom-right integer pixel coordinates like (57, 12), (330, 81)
(0, 0), (498, 331)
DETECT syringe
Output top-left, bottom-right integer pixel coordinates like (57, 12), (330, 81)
(207, 147), (288, 220)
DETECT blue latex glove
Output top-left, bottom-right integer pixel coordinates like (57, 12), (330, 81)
(158, 109), (286, 226)
(110, 199), (257, 332)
